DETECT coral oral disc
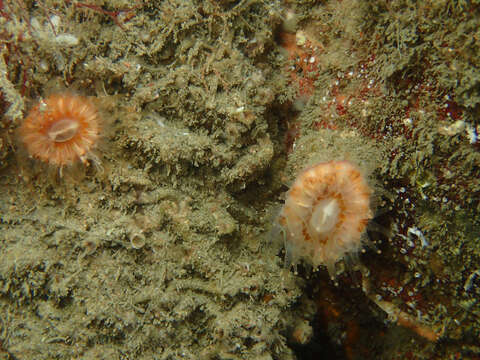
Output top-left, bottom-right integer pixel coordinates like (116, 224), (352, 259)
(310, 198), (340, 234)
(47, 118), (80, 142)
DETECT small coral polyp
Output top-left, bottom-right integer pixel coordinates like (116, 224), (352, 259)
(20, 94), (100, 168)
(278, 161), (372, 278)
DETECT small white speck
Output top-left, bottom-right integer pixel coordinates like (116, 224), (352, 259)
(39, 60), (49, 72)
(50, 15), (61, 30)
(39, 100), (48, 112)
(55, 34), (79, 47)
(407, 227), (429, 248)
(466, 123), (478, 144)
(464, 270), (480, 292)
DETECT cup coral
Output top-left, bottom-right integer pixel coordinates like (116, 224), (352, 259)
(278, 160), (372, 278)
(19, 94), (100, 168)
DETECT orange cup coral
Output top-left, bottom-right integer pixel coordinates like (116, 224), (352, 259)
(278, 161), (372, 278)
(19, 94), (100, 168)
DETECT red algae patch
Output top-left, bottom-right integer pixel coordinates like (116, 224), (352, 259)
(278, 161), (372, 278)
(19, 94), (100, 168)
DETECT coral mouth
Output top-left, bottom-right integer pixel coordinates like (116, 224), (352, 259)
(48, 118), (80, 143)
(310, 198), (340, 234)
